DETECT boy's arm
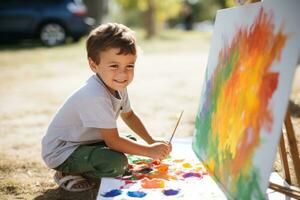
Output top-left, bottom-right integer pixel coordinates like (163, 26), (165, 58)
(120, 110), (155, 144)
(100, 128), (170, 160)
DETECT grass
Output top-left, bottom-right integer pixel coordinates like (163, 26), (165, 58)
(0, 153), (45, 198)
(0, 29), (211, 68)
(0, 41), (86, 68)
(135, 29), (212, 53)
(0, 153), (99, 200)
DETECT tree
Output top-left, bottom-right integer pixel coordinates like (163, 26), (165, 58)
(145, 0), (156, 38)
(83, 0), (108, 25)
(113, 0), (181, 38)
(184, 0), (228, 22)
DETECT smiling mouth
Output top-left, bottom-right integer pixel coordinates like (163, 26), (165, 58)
(114, 80), (127, 84)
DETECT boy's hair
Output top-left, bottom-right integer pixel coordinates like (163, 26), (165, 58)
(86, 23), (137, 64)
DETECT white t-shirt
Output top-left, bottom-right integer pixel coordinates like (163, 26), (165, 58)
(41, 75), (131, 168)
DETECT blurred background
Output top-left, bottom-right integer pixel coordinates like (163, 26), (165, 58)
(0, 0), (299, 199)
(0, 0), (237, 46)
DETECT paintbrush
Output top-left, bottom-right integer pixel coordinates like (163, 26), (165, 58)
(169, 110), (184, 143)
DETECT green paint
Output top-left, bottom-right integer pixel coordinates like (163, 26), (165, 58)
(127, 155), (152, 164)
(235, 169), (264, 200)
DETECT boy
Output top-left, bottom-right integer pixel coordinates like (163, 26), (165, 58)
(42, 23), (172, 192)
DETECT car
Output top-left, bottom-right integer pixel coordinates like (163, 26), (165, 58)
(0, 0), (95, 46)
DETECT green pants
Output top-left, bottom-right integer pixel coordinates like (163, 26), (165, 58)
(55, 142), (128, 179)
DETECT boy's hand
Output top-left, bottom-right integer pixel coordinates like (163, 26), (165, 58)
(148, 141), (172, 160)
(152, 139), (172, 153)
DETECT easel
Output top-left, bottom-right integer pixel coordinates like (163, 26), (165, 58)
(268, 107), (300, 199)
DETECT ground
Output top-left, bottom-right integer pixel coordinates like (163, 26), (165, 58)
(0, 30), (299, 199)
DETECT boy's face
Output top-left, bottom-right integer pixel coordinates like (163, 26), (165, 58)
(89, 48), (136, 93)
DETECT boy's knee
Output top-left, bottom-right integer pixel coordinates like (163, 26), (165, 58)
(108, 152), (128, 176)
(94, 150), (128, 177)
(112, 153), (128, 176)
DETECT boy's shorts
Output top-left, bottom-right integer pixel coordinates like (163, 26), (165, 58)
(55, 141), (128, 179)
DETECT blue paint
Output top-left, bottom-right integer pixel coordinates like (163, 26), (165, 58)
(163, 189), (180, 196)
(102, 189), (122, 197)
(127, 191), (147, 198)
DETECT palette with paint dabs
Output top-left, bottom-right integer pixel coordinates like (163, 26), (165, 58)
(97, 155), (208, 199)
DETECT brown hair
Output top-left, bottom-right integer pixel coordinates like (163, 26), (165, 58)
(86, 23), (137, 64)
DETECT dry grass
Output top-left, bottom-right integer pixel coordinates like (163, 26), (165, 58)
(0, 153), (99, 200)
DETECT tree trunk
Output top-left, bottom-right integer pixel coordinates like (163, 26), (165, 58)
(145, 0), (156, 38)
(83, 0), (108, 25)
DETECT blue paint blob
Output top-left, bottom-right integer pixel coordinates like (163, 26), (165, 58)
(102, 189), (122, 197)
(127, 191), (147, 198)
(163, 189), (180, 196)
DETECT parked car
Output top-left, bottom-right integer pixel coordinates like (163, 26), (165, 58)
(0, 0), (95, 46)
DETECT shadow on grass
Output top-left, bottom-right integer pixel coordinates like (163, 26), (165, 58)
(34, 187), (99, 200)
(0, 38), (77, 51)
(0, 39), (45, 50)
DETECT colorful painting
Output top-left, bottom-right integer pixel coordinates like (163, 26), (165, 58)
(192, 0), (300, 199)
(97, 155), (215, 200)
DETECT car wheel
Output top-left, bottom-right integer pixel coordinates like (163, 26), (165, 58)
(39, 23), (66, 46)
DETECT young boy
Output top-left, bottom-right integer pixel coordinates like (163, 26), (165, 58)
(42, 23), (172, 192)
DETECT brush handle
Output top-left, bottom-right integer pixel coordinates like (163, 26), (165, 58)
(169, 111), (184, 143)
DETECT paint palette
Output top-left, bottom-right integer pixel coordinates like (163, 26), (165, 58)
(97, 155), (211, 199)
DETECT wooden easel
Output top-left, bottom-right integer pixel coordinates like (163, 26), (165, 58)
(268, 108), (300, 198)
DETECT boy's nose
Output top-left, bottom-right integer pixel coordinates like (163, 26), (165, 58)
(116, 70), (129, 79)
(117, 69), (126, 75)
(118, 67), (131, 75)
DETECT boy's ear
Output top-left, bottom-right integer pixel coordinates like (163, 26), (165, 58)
(88, 57), (97, 72)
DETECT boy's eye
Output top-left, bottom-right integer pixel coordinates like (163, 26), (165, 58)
(127, 65), (135, 69)
(109, 64), (118, 69)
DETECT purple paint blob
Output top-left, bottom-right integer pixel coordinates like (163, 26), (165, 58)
(183, 172), (202, 178)
(127, 191), (147, 198)
(163, 189), (180, 196)
(102, 189), (122, 197)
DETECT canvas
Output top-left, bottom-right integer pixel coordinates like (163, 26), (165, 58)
(192, 0), (300, 199)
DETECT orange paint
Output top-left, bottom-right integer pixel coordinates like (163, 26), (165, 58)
(156, 164), (169, 173)
(126, 156), (207, 184)
(141, 178), (165, 189)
